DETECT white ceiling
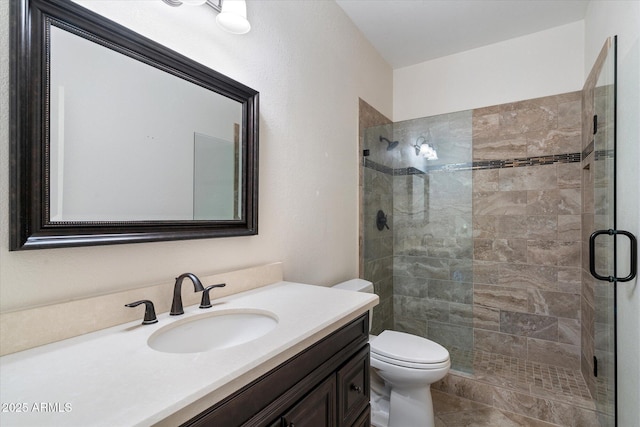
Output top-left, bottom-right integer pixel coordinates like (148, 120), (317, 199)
(335, 0), (590, 69)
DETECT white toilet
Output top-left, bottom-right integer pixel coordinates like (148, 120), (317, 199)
(332, 279), (450, 427)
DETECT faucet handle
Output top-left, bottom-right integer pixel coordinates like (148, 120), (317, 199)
(200, 284), (226, 309)
(125, 300), (158, 324)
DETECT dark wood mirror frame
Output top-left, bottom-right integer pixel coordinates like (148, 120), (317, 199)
(9, 0), (259, 250)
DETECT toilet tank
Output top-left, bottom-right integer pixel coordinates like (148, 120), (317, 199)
(332, 279), (374, 331)
(332, 278), (374, 294)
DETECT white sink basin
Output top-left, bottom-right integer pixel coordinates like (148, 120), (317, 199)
(148, 310), (278, 354)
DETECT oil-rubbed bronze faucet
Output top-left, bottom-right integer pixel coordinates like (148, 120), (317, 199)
(170, 273), (205, 315)
(200, 283), (226, 308)
(125, 300), (158, 324)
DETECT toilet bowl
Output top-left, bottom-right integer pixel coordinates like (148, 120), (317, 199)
(370, 331), (450, 427)
(332, 279), (450, 427)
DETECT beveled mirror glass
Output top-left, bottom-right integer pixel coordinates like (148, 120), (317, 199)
(10, 0), (259, 250)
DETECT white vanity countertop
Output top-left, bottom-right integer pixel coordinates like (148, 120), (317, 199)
(0, 282), (378, 427)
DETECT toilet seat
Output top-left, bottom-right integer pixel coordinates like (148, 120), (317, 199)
(371, 351), (451, 370)
(370, 330), (450, 369)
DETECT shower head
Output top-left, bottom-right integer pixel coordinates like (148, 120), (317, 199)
(380, 136), (399, 151)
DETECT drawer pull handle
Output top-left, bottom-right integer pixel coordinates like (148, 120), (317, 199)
(350, 384), (363, 393)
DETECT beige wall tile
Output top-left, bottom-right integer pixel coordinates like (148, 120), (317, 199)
(527, 129), (581, 156)
(474, 136), (527, 160)
(525, 216), (558, 239)
(498, 264), (558, 291)
(558, 317), (581, 346)
(558, 163), (582, 189)
(473, 304), (500, 331)
(474, 329), (528, 358)
(527, 338), (580, 369)
(474, 239), (527, 263)
(527, 189), (560, 215)
(472, 169), (500, 191)
(474, 284), (528, 312)
(557, 241), (582, 267)
(528, 290), (581, 319)
(558, 188), (582, 215)
(498, 104), (558, 137)
(499, 165), (558, 191)
(469, 91), (583, 371)
(473, 191), (527, 215)
(558, 100), (582, 130)
(557, 215), (581, 240)
(557, 267), (582, 293)
(500, 310), (558, 340)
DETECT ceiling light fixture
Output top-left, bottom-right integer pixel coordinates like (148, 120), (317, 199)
(162, 0), (209, 7)
(161, 0), (251, 35)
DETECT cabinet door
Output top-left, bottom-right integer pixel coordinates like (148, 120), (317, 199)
(337, 346), (369, 426)
(280, 375), (336, 427)
(350, 407), (370, 427)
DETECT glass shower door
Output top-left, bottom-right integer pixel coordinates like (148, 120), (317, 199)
(589, 36), (617, 427)
(587, 35), (637, 427)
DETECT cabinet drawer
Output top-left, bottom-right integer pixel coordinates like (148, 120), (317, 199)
(337, 345), (369, 426)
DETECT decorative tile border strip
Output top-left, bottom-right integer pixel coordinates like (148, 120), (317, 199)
(595, 149), (615, 161)
(363, 158), (394, 175)
(395, 166), (425, 176)
(470, 152), (581, 171)
(364, 153), (582, 176)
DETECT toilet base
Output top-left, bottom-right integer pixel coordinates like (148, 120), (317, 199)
(370, 385), (435, 427)
(370, 387), (390, 427)
(389, 385), (434, 427)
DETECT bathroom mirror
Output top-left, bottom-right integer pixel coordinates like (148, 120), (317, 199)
(9, 0), (259, 250)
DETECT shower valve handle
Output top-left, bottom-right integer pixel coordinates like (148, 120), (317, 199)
(376, 210), (389, 231)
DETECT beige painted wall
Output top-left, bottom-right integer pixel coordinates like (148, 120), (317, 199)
(393, 21), (585, 121)
(0, 0), (393, 313)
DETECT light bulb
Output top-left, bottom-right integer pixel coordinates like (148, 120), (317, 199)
(420, 144), (438, 160)
(216, 0), (251, 34)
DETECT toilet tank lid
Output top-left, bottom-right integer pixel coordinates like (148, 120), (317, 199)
(370, 330), (450, 364)
(332, 279), (374, 293)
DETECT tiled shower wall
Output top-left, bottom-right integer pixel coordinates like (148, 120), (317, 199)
(471, 91), (583, 368)
(359, 99), (394, 334)
(391, 112), (474, 372)
(361, 91), (584, 371)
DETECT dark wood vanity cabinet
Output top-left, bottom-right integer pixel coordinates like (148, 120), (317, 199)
(181, 314), (370, 427)
(273, 375), (337, 427)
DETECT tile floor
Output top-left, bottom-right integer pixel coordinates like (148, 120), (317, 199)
(433, 349), (601, 426)
(433, 390), (561, 427)
(449, 348), (592, 403)
(472, 350), (592, 401)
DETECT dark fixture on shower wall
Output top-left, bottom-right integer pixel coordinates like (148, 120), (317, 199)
(380, 136), (399, 151)
(376, 210), (390, 231)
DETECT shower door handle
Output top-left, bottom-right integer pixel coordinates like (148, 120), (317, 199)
(589, 229), (637, 282)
